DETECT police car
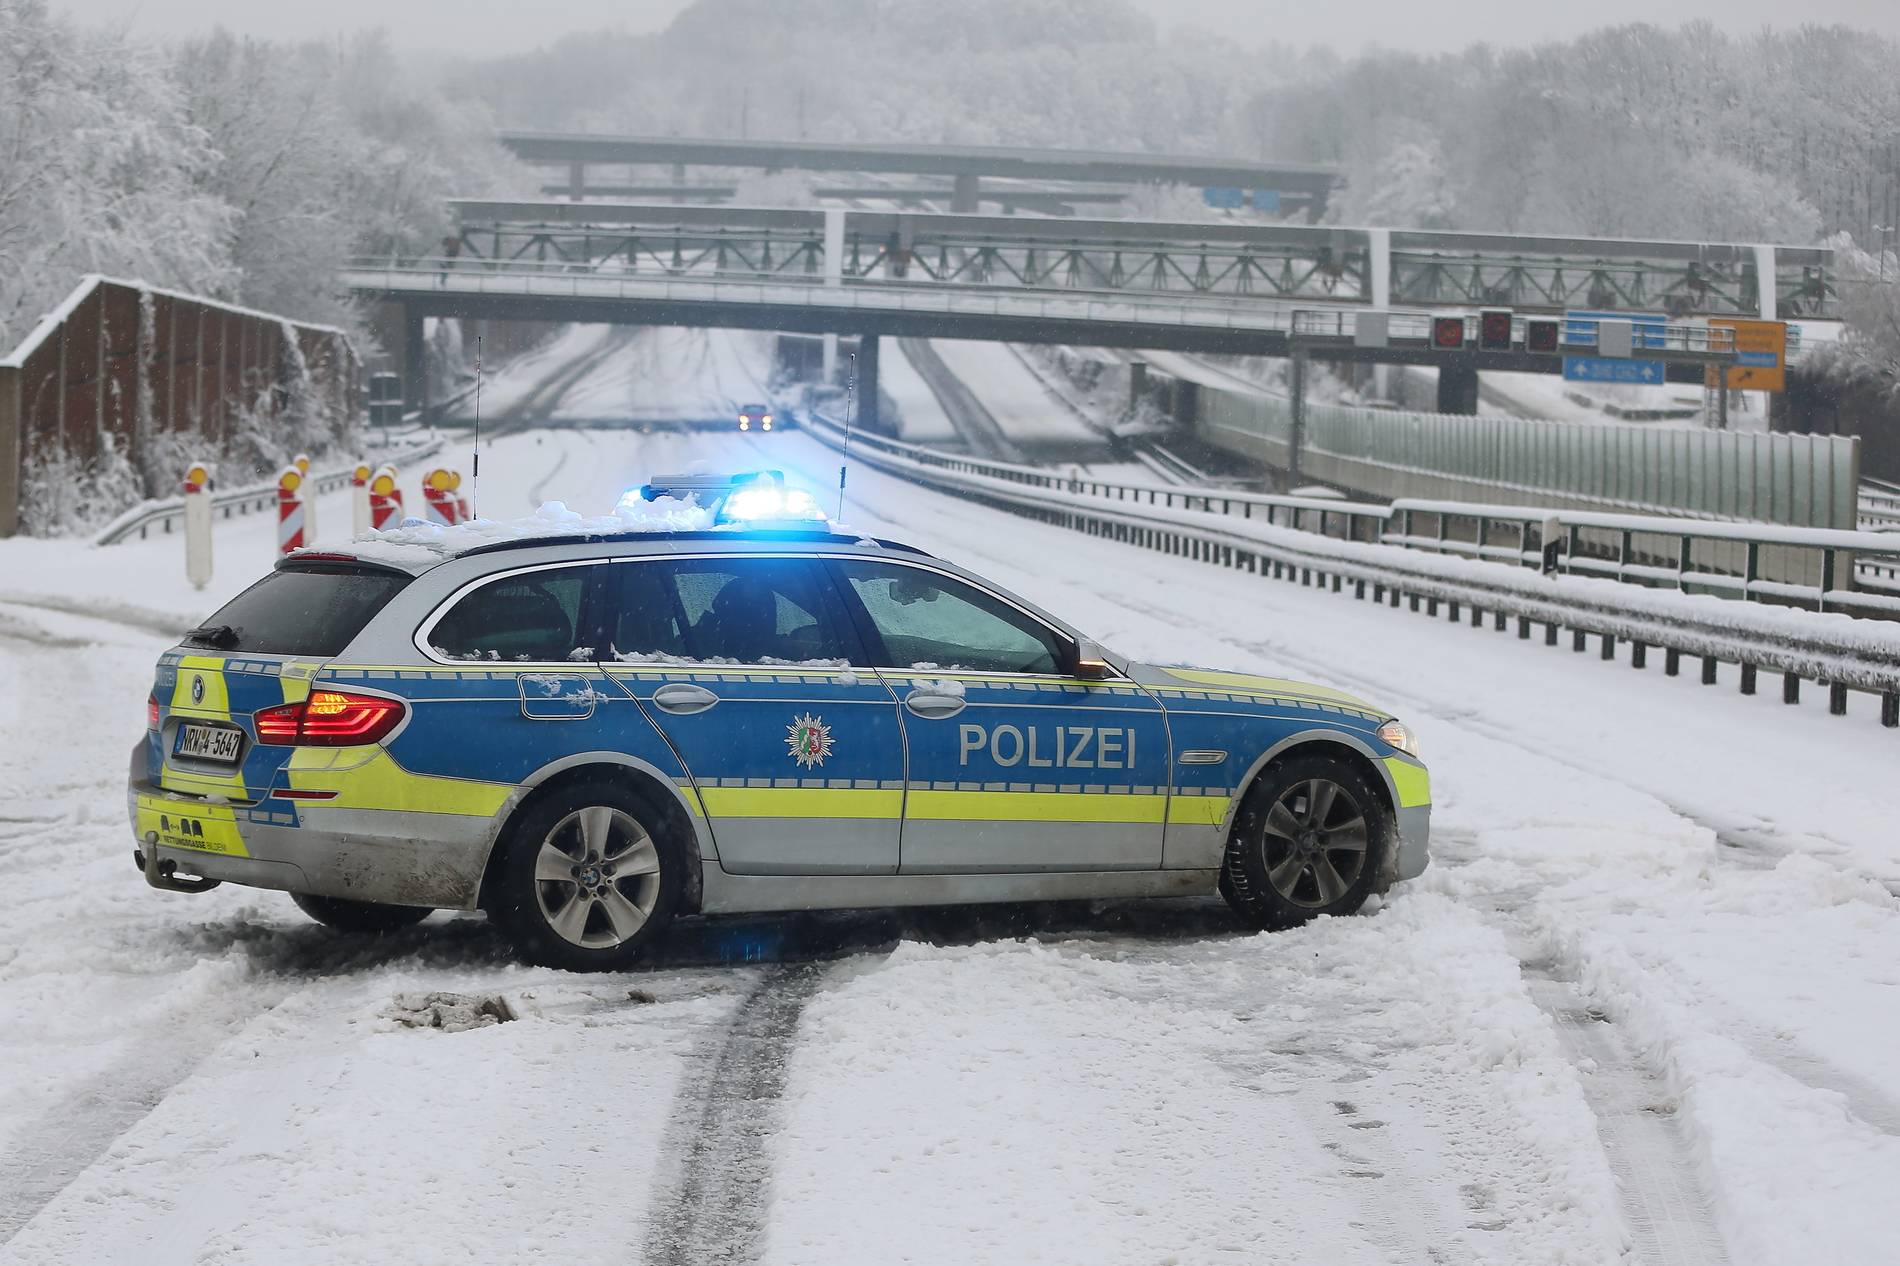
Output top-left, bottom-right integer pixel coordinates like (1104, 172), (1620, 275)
(130, 485), (1430, 971)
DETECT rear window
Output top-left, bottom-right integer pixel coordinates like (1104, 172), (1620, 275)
(427, 565), (596, 663)
(190, 565), (411, 658)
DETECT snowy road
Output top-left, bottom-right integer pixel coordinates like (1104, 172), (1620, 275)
(2, 334), (1897, 1263)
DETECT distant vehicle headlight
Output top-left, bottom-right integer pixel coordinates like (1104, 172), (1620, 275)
(1376, 718), (1420, 758)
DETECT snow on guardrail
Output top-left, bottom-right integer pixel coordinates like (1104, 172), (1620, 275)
(95, 435), (445, 545)
(804, 410), (1900, 726)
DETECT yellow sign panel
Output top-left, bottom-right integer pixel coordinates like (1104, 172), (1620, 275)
(1707, 318), (1786, 393)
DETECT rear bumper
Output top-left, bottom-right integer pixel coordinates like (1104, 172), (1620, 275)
(127, 776), (496, 910)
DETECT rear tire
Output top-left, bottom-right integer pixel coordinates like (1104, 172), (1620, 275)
(488, 780), (686, 971)
(1220, 753), (1391, 931)
(290, 892), (433, 934)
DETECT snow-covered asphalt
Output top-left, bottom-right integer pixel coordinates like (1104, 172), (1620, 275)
(1, 329), (1896, 1266)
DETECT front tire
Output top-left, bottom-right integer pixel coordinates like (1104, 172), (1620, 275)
(488, 781), (686, 971)
(1220, 754), (1391, 931)
(290, 892), (433, 934)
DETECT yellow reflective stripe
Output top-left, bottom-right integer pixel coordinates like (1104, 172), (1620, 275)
(169, 657), (231, 717)
(1166, 795), (1232, 827)
(280, 662), (319, 705)
(1158, 668), (1370, 709)
(1384, 757), (1431, 808)
(288, 747), (511, 816)
(906, 790), (1167, 824)
(698, 787), (902, 819)
(135, 795), (249, 857)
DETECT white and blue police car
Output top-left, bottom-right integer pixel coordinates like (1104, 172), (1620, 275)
(132, 476), (1430, 970)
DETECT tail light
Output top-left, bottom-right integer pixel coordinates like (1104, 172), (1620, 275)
(147, 694), (160, 730)
(254, 690), (406, 746)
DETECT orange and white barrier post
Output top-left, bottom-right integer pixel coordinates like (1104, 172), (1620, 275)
(451, 470), (471, 524)
(351, 463), (372, 536)
(291, 453), (316, 542)
(368, 467), (404, 531)
(276, 466), (305, 556)
(422, 468), (457, 526)
(183, 460), (213, 589)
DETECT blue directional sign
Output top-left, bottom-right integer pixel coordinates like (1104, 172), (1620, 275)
(1250, 189), (1282, 214)
(1562, 309), (1667, 385)
(1202, 186), (1245, 210)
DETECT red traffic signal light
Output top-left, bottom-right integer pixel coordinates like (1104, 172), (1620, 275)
(1431, 316), (1466, 349)
(1479, 308), (1514, 351)
(1526, 318), (1560, 354)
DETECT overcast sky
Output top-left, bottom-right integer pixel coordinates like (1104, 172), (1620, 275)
(51, 0), (1900, 58)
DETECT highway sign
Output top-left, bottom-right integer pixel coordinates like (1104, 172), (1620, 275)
(1706, 319), (1786, 392)
(1250, 189), (1281, 214)
(1202, 187), (1244, 210)
(1563, 309), (1666, 385)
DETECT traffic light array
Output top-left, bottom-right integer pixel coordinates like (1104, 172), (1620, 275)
(1431, 316), (1466, 349)
(1479, 309), (1514, 351)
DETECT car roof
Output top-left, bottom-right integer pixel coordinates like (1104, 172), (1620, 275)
(283, 527), (933, 577)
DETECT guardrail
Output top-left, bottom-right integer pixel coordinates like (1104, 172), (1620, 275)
(803, 411), (1900, 726)
(95, 435), (444, 545)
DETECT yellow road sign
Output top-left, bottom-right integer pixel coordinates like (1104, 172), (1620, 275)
(1707, 319), (1786, 392)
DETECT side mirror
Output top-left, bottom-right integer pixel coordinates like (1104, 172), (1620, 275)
(1072, 640), (1111, 680)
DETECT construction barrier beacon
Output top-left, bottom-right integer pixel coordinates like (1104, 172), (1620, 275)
(422, 468), (458, 526)
(276, 466), (305, 556)
(292, 453), (316, 542)
(368, 467), (403, 531)
(183, 460), (213, 589)
(452, 470), (471, 524)
(351, 463), (373, 536)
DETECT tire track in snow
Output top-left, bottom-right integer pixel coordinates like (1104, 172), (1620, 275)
(640, 962), (828, 1266)
(0, 978), (295, 1244)
(1516, 955), (1732, 1266)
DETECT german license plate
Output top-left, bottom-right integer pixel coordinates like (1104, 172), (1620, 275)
(174, 723), (242, 764)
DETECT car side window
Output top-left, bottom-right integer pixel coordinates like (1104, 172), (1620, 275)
(605, 557), (861, 666)
(833, 560), (1066, 675)
(429, 566), (594, 662)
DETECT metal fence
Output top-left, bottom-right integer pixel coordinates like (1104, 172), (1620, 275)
(1194, 389), (1861, 530)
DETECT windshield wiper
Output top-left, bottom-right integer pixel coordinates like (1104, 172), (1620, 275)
(184, 623), (241, 649)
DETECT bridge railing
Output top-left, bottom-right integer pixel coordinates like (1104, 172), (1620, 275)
(437, 201), (1838, 317)
(342, 256), (1311, 336)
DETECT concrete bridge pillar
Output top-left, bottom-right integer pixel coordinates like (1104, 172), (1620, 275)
(952, 173), (980, 213)
(855, 334), (881, 434)
(1437, 364), (1480, 415)
(402, 308), (427, 420)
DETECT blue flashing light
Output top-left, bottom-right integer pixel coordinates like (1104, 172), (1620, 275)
(720, 484), (827, 525)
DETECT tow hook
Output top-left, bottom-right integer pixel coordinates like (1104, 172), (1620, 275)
(139, 832), (222, 893)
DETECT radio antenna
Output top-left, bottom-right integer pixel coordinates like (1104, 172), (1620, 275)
(471, 335), (483, 520)
(837, 349), (856, 521)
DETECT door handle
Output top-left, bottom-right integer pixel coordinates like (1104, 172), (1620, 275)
(652, 683), (720, 715)
(904, 690), (967, 719)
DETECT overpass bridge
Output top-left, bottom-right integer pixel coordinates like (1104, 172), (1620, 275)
(345, 200), (1826, 424)
(500, 132), (1340, 216)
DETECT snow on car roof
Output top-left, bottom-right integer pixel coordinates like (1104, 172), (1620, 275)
(295, 498), (714, 572)
(289, 498), (922, 573)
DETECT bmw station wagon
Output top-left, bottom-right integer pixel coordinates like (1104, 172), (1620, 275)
(131, 514), (1431, 970)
